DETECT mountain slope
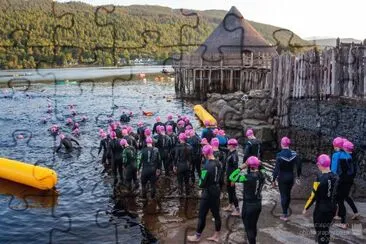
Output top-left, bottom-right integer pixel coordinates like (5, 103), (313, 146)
(0, 0), (310, 69)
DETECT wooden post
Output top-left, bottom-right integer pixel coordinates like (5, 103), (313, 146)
(230, 69), (234, 92)
(240, 70), (244, 91)
(220, 69), (224, 92)
(208, 68), (212, 92)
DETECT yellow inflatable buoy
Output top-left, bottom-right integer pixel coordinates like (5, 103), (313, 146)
(194, 105), (217, 126)
(0, 158), (57, 190)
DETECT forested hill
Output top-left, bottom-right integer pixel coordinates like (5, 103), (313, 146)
(0, 0), (309, 69)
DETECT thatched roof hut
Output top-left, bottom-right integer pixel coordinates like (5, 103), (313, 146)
(195, 6), (278, 58)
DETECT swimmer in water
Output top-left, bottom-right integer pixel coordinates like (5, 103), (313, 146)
(55, 134), (80, 153)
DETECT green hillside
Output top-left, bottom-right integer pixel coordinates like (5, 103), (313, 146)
(0, 0), (310, 69)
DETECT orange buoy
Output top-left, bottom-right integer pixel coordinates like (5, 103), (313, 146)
(143, 111), (154, 116)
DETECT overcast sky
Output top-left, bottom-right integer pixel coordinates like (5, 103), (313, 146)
(57, 0), (365, 40)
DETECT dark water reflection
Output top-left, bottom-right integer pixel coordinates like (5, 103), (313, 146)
(0, 79), (200, 243)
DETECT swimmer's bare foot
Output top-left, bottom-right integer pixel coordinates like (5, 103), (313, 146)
(207, 232), (220, 242)
(187, 233), (201, 242)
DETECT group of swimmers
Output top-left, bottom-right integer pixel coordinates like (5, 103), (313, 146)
(55, 111), (360, 244)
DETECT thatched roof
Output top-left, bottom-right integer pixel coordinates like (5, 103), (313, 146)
(195, 6), (278, 56)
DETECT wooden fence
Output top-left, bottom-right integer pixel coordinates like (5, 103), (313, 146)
(271, 43), (366, 127)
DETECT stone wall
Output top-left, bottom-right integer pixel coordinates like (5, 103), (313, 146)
(205, 90), (276, 143)
(282, 98), (366, 198)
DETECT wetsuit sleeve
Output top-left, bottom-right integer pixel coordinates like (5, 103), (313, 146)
(137, 151), (142, 170)
(155, 149), (161, 169)
(70, 138), (80, 146)
(55, 142), (62, 152)
(122, 149), (127, 166)
(296, 156), (302, 178)
(331, 153), (339, 174)
(304, 181), (320, 210)
(152, 123), (157, 134)
(229, 168), (247, 183)
(243, 142), (251, 163)
(272, 156), (280, 182)
(98, 141), (103, 155)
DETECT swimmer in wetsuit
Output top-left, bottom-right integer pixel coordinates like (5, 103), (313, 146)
(155, 126), (172, 176)
(173, 133), (192, 196)
(303, 154), (339, 244)
(331, 137), (356, 229)
(187, 129), (202, 185)
(138, 137), (161, 200)
(121, 139), (139, 192)
(223, 138), (240, 216)
(165, 114), (177, 133)
(55, 134), (80, 153)
(272, 137), (302, 221)
(242, 129), (261, 164)
(152, 116), (164, 135)
(98, 132), (110, 166)
(230, 156), (265, 244)
(187, 145), (221, 243)
(107, 131), (124, 186)
(211, 138), (226, 191)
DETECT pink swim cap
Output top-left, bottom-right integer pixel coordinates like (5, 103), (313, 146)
(245, 129), (254, 137)
(122, 129), (128, 136)
(110, 131), (116, 139)
(167, 114), (173, 120)
(218, 129), (225, 136)
(144, 128), (151, 136)
(343, 140), (354, 152)
(156, 116), (161, 122)
(185, 125), (193, 130)
(333, 137), (344, 148)
(100, 132), (107, 138)
(202, 145), (214, 156)
(74, 123), (79, 128)
(127, 126), (132, 133)
(317, 154), (331, 168)
(99, 128), (104, 134)
(211, 138), (219, 148)
(158, 125), (165, 133)
(184, 130), (191, 137)
(228, 138), (238, 146)
(247, 156), (260, 168)
(281, 137), (291, 147)
(200, 138), (208, 145)
(66, 118), (73, 124)
(204, 120), (211, 126)
(120, 139), (128, 146)
(177, 120), (185, 127)
(178, 133), (187, 141)
(146, 137), (153, 144)
(166, 125), (173, 133)
(138, 121), (143, 127)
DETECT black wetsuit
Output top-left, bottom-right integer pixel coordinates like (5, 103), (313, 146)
(174, 142), (192, 195)
(152, 121), (165, 135)
(304, 172), (338, 244)
(108, 138), (124, 185)
(122, 146), (138, 191)
(230, 169), (265, 244)
(331, 151), (355, 224)
(122, 135), (138, 150)
(155, 134), (172, 176)
(187, 134), (201, 184)
(167, 133), (178, 174)
(196, 159), (222, 234)
(272, 149), (302, 217)
(165, 120), (177, 133)
(177, 126), (185, 135)
(213, 149), (226, 190)
(120, 113), (130, 123)
(98, 138), (110, 165)
(226, 150), (239, 209)
(243, 139), (261, 163)
(56, 137), (80, 152)
(139, 146), (161, 199)
(136, 127), (146, 149)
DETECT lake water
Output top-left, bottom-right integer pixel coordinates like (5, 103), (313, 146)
(0, 68), (202, 243)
